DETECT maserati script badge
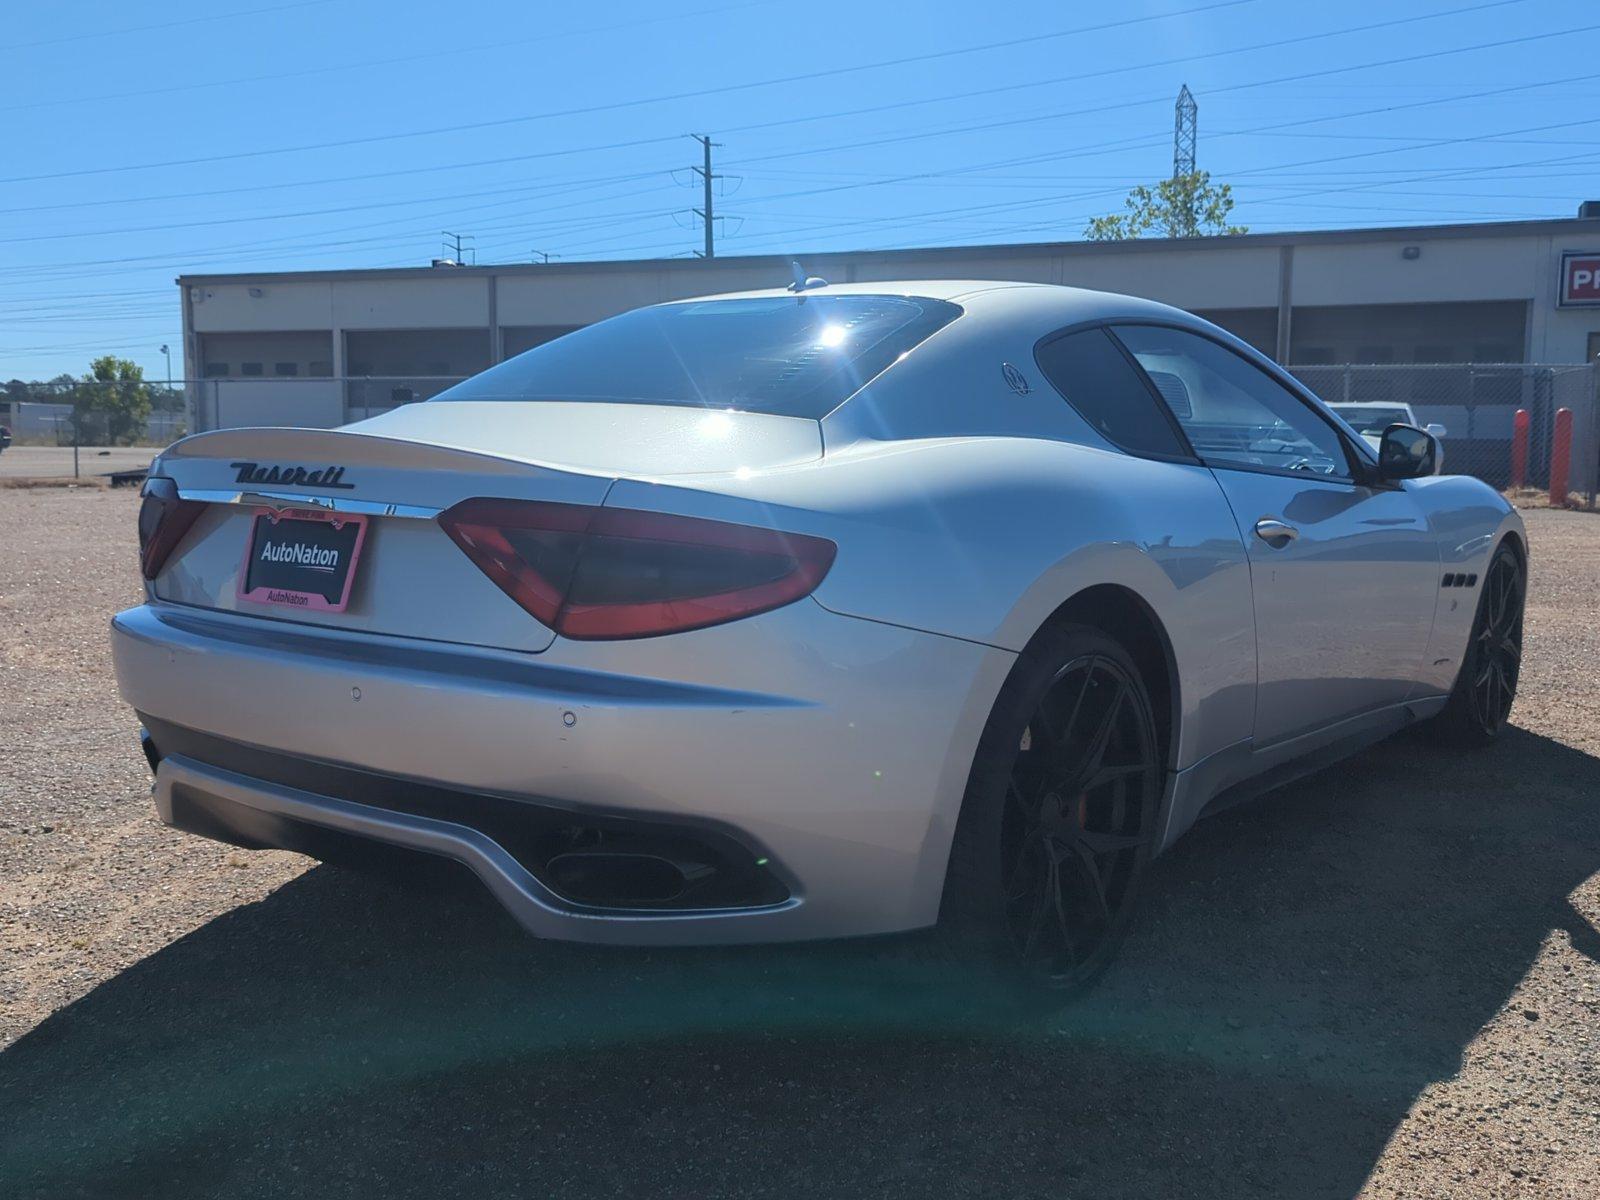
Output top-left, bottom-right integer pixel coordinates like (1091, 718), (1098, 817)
(231, 461), (355, 489)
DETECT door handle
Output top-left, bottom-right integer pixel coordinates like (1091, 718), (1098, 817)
(1253, 517), (1299, 548)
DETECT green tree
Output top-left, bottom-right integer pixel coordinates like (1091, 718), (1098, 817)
(1085, 170), (1247, 241)
(77, 355), (152, 445)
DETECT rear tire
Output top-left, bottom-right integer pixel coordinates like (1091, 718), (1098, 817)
(1425, 541), (1525, 746)
(935, 624), (1162, 1007)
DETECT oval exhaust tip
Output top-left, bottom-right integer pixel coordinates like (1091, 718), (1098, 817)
(545, 850), (714, 907)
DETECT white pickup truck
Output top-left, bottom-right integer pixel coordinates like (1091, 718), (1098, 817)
(1328, 402), (1448, 452)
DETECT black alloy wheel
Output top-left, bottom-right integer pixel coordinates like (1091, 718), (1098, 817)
(1468, 546), (1525, 736)
(1428, 540), (1525, 745)
(938, 624), (1162, 1003)
(1002, 653), (1159, 986)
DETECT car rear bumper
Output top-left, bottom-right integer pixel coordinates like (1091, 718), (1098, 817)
(112, 600), (1013, 944)
(148, 750), (802, 945)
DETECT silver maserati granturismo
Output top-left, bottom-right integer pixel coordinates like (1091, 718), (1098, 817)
(112, 279), (1526, 995)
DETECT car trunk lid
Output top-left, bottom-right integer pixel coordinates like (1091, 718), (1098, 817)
(143, 406), (821, 653)
(348, 400), (822, 476)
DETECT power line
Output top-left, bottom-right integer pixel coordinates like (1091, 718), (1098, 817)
(0, 0), (1531, 219)
(0, 130), (686, 189)
(15, 138), (1588, 295)
(0, 337), (184, 356)
(0, 180), (690, 279)
(704, 0), (1529, 153)
(0, 172), (677, 246)
(1218, 116), (1600, 182)
(635, 130), (1600, 260)
(1226, 147), (1600, 213)
(721, 17), (1600, 172)
(0, 199), (689, 286)
(0, 0), (1257, 184)
(7, 89), (1594, 287)
(0, 0), (773, 113)
(11, 0), (330, 50)
(3, 9), (1587, 326)
(701, 64), (1600, 227)
(9, 8), (1572, 259)
(0, 160), (676, 220)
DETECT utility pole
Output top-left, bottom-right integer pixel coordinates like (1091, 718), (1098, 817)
(1173, 84), (1197, 178)
(441, 230), (474, 264)
(530, 250), (560, 264)
(690, 134), (720, 258)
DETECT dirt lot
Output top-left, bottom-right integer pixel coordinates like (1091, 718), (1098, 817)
(2, 487), (1598, 1199)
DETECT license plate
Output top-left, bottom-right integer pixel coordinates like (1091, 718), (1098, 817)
(237, 508), (368, 612)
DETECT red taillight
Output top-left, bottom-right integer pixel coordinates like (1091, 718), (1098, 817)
(437, 498), (836, 640)
(137, 477), (207, 580)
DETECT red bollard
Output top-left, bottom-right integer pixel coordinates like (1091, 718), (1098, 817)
(1510, 408), (1530, 489)
(1549, 406), (1573, 507)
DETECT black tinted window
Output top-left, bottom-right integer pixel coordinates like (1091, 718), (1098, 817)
(1034, 327), (1187, 458)
(436, 295), (960, 419)
(1113, 325), (1350, 477)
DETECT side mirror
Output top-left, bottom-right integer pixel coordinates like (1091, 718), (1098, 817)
(1378, 423), (1441, 481)
(1424, 422), (1447, 438)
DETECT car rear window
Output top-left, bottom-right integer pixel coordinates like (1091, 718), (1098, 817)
(1034, 327), (1189, 458)
(435, 294), (961, 419)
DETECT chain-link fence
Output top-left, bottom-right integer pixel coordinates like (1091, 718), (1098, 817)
(6, 366), (1596, 498)
(1287, 362), (1599, 502)
(0, 377), (467, 480)
(0, 381), (187, 483)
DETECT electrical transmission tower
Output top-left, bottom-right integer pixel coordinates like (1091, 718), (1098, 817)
(1173, 84), (1197, 178)
(688, 134), (723, 258)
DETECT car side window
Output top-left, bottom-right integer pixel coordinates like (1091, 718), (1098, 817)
(1034, 327), (1188, 459)
(1111, 324), (1352, 478)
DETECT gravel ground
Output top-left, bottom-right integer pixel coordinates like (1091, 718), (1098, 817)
(2, 487), (1598, 1199)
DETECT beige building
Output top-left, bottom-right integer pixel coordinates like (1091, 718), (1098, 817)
(178, 213), (1600, 432)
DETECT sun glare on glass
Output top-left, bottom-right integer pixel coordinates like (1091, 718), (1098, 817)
(817, 324), (848, 348)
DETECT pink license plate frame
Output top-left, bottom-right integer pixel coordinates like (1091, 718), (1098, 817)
(236, 507), (369, 613)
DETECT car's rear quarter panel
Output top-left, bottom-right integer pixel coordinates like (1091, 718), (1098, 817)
(608, 434), (1256, 776)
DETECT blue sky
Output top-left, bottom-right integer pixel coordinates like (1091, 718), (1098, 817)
(4, 0), (1597, 380)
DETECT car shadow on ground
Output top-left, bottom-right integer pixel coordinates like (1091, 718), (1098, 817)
(3, 726), (1598, 1199)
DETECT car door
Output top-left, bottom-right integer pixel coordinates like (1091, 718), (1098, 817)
(1112, 324), (1441, 749)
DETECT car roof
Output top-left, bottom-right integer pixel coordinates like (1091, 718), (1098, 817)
(666, 279), (1198, 333)
(681, 279), (1032, 302)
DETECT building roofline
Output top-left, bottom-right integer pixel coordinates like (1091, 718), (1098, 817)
(176, 215), (1600, 287)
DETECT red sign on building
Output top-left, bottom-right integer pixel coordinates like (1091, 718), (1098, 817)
(1559, 251), (1600, 307)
